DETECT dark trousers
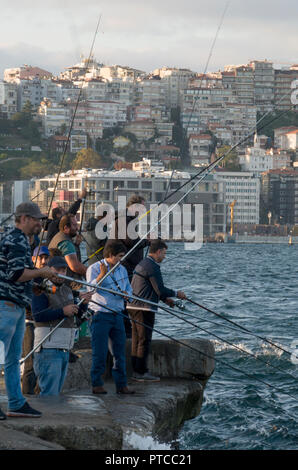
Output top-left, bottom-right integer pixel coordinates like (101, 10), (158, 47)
(129, 309), (155, 374)
(21, 323), (37, 395)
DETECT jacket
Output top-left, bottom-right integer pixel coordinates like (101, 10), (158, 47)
(0, 227), (33, 308)
(129, 256), (176, 312)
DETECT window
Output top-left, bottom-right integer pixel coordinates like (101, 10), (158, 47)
(128, 181), (139, 189)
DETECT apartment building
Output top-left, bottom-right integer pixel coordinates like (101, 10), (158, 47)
(153, 67), (196, 108)
(274, 127), (298, 149)
(135, 77), (167, 108)
(214, 170), (260, 225)
(249, 60), (275, 113)
(261, 169), (298, 224)
(0, 81), (17, 118)
(38, 100), (70, 137)
(29, 164), (226, 237)
(4, 66), (53, 83)
(274, 68), (298, 111)
(189, 134), (212, 166)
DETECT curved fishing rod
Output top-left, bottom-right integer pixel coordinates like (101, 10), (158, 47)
(58, 273), (298, 387)
(87, 296), (298, 413)
(32, 15), (102, 261)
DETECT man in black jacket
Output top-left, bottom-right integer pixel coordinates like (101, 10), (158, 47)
(45, 188), (87, 246)
(128, 239), (186, 382)
(111, 194), (150, 338)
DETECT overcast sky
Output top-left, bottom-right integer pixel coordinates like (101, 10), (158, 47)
(0, 0), (297, 78)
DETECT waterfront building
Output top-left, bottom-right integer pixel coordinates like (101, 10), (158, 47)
(214, 170), (260, 225)
(29, 163), (226, 237)
(261, 169), (298, 225)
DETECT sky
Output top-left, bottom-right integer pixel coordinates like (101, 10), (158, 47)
(0, 0), (297, 78)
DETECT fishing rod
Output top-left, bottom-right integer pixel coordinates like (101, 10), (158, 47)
(83, 99), (295, 271)
(86, 297), (298, 412)
(185, 297), (297, 360)
(32, 15), (102, 261)
(61, 273), (298, 386)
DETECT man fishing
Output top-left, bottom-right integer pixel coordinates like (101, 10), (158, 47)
(0, 202), (58, 419)
(128, 239), (186, 382)
(86, 240), (134, 395)
(21, 245), (50, 395)
(31, 256), (91, 396)
(49, 213), (87, 288)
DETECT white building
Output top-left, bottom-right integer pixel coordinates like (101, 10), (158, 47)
(214, 170), (260, 224)
(38, 100), (70, 137)
(0, 81), (17, 117)
(240, 134), (274, 173)
(29, 166), (226, 236)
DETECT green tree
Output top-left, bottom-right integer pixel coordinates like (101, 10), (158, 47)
(257, 111), (298, 140)
(72, 148), (103, 169)
(217, 145), (241, 171)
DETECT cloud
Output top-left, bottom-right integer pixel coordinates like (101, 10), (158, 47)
(0, 0), (297, 76)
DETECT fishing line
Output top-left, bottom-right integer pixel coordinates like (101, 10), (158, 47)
(59, 273), (298, 390)
(185, 297), (297, 360)
(84, 98), (295, 276)
(87, 297), (298, 413)
(32, 14), (102, 262)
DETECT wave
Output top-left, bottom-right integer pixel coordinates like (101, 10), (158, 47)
(123, 431), (172, 450)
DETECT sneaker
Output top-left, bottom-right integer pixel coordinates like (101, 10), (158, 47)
(143, 372), (160, 382)
(131, 372), (160, 382)
(131, 372), (145, 382)
(6, 402), (42, 418)
(0, 406), (6, 420)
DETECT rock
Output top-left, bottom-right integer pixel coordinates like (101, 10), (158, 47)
(0, 424), (65, 450)
(0, 338), (215, 449)
(3, 395), (123, 450)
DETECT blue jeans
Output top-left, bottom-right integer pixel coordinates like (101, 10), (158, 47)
(0, 300), (26, 410)
(91, 312), (127, 390)
(34, 348), (69, 396)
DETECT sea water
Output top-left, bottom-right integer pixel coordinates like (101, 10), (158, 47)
(158, 242), (298, 450)
(82, 242), (298, 450)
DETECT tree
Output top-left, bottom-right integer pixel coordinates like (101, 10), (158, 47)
(72, 148), (103, 169)
(217, 145), (241, 171)
(20, 160), (55, 179)
(257, 111), (298, 140)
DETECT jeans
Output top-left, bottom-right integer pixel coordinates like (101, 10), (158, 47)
(129, 309), (155, 374)
(34, 348), (69, 396)
(90, 312), (127, 390)
(0, 300), (26, 410)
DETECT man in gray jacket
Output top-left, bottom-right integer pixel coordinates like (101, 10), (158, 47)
(128, 240), (186, 382)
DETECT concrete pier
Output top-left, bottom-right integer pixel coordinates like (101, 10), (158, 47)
(0, 338), (215, 450)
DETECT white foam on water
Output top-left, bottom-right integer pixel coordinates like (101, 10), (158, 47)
(124, 431), (172, 450)
(212, 339), (253, 355)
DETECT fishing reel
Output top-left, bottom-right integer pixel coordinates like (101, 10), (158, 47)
(33, 279), (57, 295)
(174, 299), (185, 310)
(73, 294), (94, 327)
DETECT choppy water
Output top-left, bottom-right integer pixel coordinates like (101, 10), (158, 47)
(82, 241), (297, 450)
(154, 243), (298, 450)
